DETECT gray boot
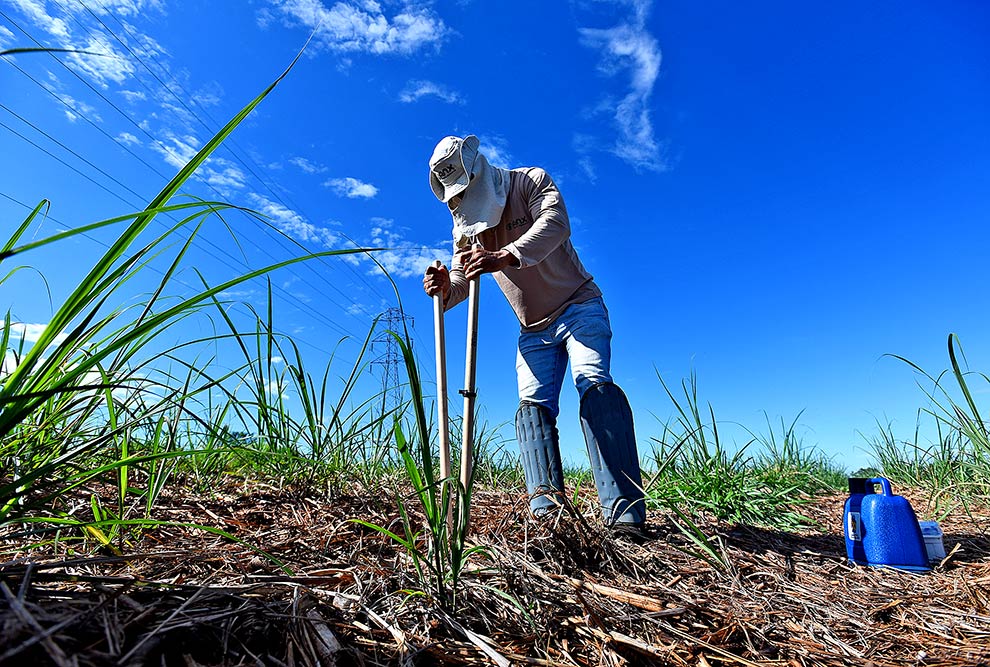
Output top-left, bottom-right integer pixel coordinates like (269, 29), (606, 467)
(516, 402), (566, 516)
(580, 383), (646, 526)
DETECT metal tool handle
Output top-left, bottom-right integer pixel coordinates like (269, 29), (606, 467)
(431, 260), (451, 483)
(459, 244), (482, 529)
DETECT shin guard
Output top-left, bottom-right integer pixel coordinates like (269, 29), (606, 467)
(515, 402), (566, 516)
(580, 383), (646, 526)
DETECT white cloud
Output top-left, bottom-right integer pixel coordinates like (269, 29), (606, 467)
(267, 0), (447, 55)
(1, 322), (69, 347)
(68, 34), (136, 88)
(1, 351), (17, 380)
(324, 176), (378, 199)
(117, 131), (140, 146)
(98, 370), (160, 406)
(399, 80), (464, 105)
(257, 7), (276, 29)
(289, 290), (313, 304)
(218, 288), (258, 300)
(150, 133), (200, 170)
(119, 90), (147, 104)
(9, 0), (71, 40)
(64, 97), (100, 122)
(11, 0), (164, 34)
(149, 136), (248, 196)
(149, 135), (241, 185)
(572, 133), (598, 182)
(579, 0), (665, 171)
(248, 193), (342, 248)
(116, 18), (169, 65)
(204, 163), (247, 192)
(365, 217), (447, 279)
(262, 378), (289, 401)
(192, 82), (223, 107)
(0, 25), (16, 49)
(311, 216), (449, 280)
(478, 136), (513, 169)
(43, 82), (103, 123)
(289, 156), (327, 174)
(158, 100), (196, 127)
(8, 0), (164, 88)
(86, 0), (165, 18)
(578, 156), (597, 183)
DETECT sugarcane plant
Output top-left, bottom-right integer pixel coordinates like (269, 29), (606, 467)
(350, 255), (486, 611)
(0, 43), (376, 567)
(882, 333), (990, 511)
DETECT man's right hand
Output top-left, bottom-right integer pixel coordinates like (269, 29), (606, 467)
(423, 263), (450, 300)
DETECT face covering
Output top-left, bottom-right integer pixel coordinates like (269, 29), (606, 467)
(429, 135), (511, 247)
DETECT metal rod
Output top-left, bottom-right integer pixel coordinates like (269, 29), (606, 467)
(459, 253), (481, 527)
(432, 260), (451, 484)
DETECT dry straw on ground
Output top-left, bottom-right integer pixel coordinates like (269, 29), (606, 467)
(1, 484), (988, 666)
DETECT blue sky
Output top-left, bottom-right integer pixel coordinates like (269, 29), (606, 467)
(2, 0), (988, 472)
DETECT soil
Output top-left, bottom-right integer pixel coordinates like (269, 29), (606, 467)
(1, 482), (988, 666)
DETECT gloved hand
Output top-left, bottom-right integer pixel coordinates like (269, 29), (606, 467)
(423, 263), (450, 299)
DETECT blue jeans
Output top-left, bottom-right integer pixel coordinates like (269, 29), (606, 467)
(515, 297), (613, 418)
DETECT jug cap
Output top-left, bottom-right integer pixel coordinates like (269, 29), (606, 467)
(848, 478), (871, 494)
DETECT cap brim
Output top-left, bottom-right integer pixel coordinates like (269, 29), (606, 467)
(431, 168), (470, 203)
(442, 178), (470, 203)
(429, 134), (480, 202)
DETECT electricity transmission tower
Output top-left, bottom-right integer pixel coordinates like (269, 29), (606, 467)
(371, 308), (413, 413)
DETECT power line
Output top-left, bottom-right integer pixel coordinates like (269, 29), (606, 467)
(0, 7), (438, 388)
(0, 14), (381, 344)
(0, 9), (377, 342)
(64, 0), (393, 318)
(0, 115), (137, 206)
(0, 188), (360, 367)
(0, 109), (359, 342)
(0, 50), (172, 182)
(0, 102), (169, 208)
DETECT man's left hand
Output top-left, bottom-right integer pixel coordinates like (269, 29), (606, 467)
(462, 247), (519, 279)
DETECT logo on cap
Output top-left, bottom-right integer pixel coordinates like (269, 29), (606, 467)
(436, 163), (457, 180)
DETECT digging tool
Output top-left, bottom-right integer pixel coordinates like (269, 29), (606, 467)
(459, 248), (481, 519)
(431, 246), (482, 533)
(431, 260), (452, 485)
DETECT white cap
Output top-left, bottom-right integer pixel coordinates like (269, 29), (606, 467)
(429, 135), (479, 203)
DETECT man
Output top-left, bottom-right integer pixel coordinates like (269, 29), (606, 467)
(422, 134), (646, 530)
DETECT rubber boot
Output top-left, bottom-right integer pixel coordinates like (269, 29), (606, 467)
(580, 383), (646, 527)
(516, 402), (566, 517)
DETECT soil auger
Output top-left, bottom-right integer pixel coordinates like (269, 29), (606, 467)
(431, 250), (480, 534)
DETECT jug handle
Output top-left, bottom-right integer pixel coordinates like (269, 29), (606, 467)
(866, 477), (893, 496)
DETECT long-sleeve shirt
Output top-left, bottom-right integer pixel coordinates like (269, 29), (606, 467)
(445, 167), (601, 332)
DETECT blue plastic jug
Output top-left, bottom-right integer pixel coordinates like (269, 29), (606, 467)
(843, 478), (871, 565)
(858, 477), (930, 572)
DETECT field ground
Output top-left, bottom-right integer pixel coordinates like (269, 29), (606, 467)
(1, 483), (988, 667)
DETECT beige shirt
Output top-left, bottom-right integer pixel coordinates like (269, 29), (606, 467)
(446, 167), (601, 332)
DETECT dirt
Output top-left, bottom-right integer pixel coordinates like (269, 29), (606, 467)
(1, 482), (988, 666)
